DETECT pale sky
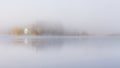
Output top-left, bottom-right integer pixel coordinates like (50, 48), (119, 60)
(0, 0), (120, 34)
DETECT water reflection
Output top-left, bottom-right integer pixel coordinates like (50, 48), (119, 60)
(11, 38), (65, 51)
(0, 37), (120, 68)
(10, 37), (88, 51)
(9, 36), (102, 51)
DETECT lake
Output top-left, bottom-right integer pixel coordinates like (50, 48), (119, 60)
(0, 36), (120, 68)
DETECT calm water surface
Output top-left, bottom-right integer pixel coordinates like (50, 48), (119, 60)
(0, 36), (120, 68)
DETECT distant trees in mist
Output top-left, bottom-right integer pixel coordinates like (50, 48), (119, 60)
(3, 21), (90, 36)
(30, 21), (90, 36)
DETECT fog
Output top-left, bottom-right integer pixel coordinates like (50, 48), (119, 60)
(0, 0), (120, 35)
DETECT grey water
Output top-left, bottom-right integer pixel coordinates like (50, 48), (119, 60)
(0, 36), (120, 68)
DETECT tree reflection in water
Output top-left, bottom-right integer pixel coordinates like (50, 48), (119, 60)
(10, 37), (87, 52)
(11, 38), (64, 51)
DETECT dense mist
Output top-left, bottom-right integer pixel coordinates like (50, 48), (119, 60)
(0, 0), (120, 35)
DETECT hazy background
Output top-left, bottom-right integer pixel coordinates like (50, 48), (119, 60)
(0, 0), (120, 35)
